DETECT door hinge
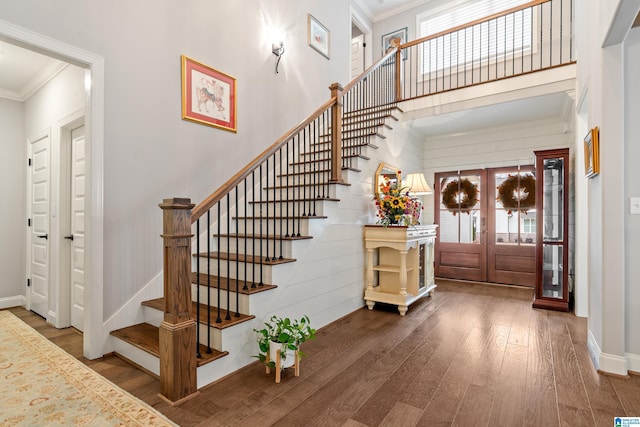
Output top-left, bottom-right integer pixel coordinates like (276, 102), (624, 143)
(28, 158), (32, 166)
(27, 278), (31, 287)
(28, 218), (31, 227)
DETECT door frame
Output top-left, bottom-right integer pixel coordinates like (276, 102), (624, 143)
(56, 112), (85, 329)
(350, 6), (373, 76)
(2, 20), (106, 359)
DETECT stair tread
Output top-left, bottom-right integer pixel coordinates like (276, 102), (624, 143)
(215, 233), (313, 241)
(232, 214), (328, 220)
(196, 252), (297, 265)
(290, 154), (370, 165)
(191, 272), (278, 293)
(308, 141), (380, 150)
(278, 167), (360, 176)
(142, 298), (256, 329)
(110, 323), (228, 366)
(248, 197), (340, 204)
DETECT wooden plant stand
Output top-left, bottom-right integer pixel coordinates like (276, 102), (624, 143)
(265, 349), (300, 383)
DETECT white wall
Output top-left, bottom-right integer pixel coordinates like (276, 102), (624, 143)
(624, 26), (640, 366)
(0, 0), (354, 322)
(0, 98), (25, 305)
(577, 0), (640, 375)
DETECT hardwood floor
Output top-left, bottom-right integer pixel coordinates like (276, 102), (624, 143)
(7, 280), (640, 426)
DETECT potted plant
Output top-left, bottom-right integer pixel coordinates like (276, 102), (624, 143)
(254, 314), (316, 376)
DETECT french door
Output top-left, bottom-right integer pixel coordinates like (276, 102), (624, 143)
(435, 166), (536, 287)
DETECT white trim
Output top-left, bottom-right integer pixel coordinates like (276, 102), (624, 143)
(589, 329), (629, 375)
(626, 352), (640, 373)
(55, 110), (85, 329)
(587, 328), (601, 370)
(599, 353), (628, 376)
(0, 295), (26, 310)
(350, 6), (374, 71)
(0, 18), (105, 360)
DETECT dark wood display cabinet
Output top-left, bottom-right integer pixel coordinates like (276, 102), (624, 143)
(533, 148), (570, 311)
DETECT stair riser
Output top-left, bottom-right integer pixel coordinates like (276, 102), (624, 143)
(217, 237), (293, 258)
(194, 258), (274, 284)
(111, 339), (160, 376)
(245, 201), (328, 217)
(196, 323), (223, 352)
(271, 173), (337, 188)
(232, 218), (312, 236)
(286, 156), (366, 173)
(191, 284), (251, 314)
(257, 185), (337, 200)
(275, 165), (362, 186)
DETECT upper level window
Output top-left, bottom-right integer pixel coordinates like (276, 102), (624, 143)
(417, 0), (532, 74)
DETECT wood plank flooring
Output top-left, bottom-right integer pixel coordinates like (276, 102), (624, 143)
(6, 279), (640, 426)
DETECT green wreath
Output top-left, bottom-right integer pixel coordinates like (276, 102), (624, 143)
(497, 174), (535, 214)
(441, 178), (478, 215)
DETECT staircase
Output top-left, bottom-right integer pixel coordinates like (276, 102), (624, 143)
(108, 0), (574, 402)
(109, 104), (403, 388)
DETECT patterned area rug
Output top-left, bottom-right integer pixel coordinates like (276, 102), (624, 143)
(0, 310), (176, 426)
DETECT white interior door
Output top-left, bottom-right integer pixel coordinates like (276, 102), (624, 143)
(70, 125), (86, 331)
(351, 34), (364, 80)
(29, 134), (51, 318)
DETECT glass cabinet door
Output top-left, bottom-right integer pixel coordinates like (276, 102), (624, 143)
(533, 149), (569, 311)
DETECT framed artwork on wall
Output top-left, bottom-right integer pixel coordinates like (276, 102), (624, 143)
(584, 127), (599, 178)
(381, 27), (407, 59)
(308, 14), (330, 59)
(181, 55), (237, 132)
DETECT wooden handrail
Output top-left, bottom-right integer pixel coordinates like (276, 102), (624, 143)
(401, 0), (549, 50)
(191, 97), (338, 222)
(342, 48), (398, 95)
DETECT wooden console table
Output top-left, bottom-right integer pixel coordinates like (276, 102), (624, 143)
(364, 224), (438, 315)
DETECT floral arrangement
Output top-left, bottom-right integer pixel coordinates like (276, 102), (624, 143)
(375, 175), (421, 226)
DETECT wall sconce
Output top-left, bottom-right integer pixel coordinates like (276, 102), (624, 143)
(272, 40), (285, 74)
(403, 173), (433, 195)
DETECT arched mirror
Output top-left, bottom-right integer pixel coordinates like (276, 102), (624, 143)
(374, 162), (401, 204)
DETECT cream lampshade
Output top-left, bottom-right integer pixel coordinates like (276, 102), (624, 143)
(403, 173), (433, 195)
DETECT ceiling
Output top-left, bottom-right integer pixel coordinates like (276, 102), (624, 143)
(355, 0), (433, 22)
(0, 40), (65, 102)
(405, 91), (572, 138)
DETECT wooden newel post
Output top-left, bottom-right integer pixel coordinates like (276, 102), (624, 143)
(329, 82), (344, 183)
(390, 37), (402, 103)
(159, 198), (197, 404)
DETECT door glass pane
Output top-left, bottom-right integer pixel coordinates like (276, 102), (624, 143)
(460, 209), (481, 243)
(439, 174), (481, 243)
(439, 209), (459, 242)
(543, 158), (563, 241)
(542, 244), (563, 298)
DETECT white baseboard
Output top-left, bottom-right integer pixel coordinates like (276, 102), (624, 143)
(599, 353), (628, 376)
(0, 295), (26, 310)
(588, 329), (629, 375)
(626, 352), (640, 373)
(587, 329), (601, 370)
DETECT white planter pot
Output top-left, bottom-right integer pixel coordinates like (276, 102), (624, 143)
(269, 340), (296, 369)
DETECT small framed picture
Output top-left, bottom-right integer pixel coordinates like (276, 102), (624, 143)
(181, 55), (237, 133)
(584, 127), (600, 178)
(308, 14), (330, 59)
(381, 27), (407, 59)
